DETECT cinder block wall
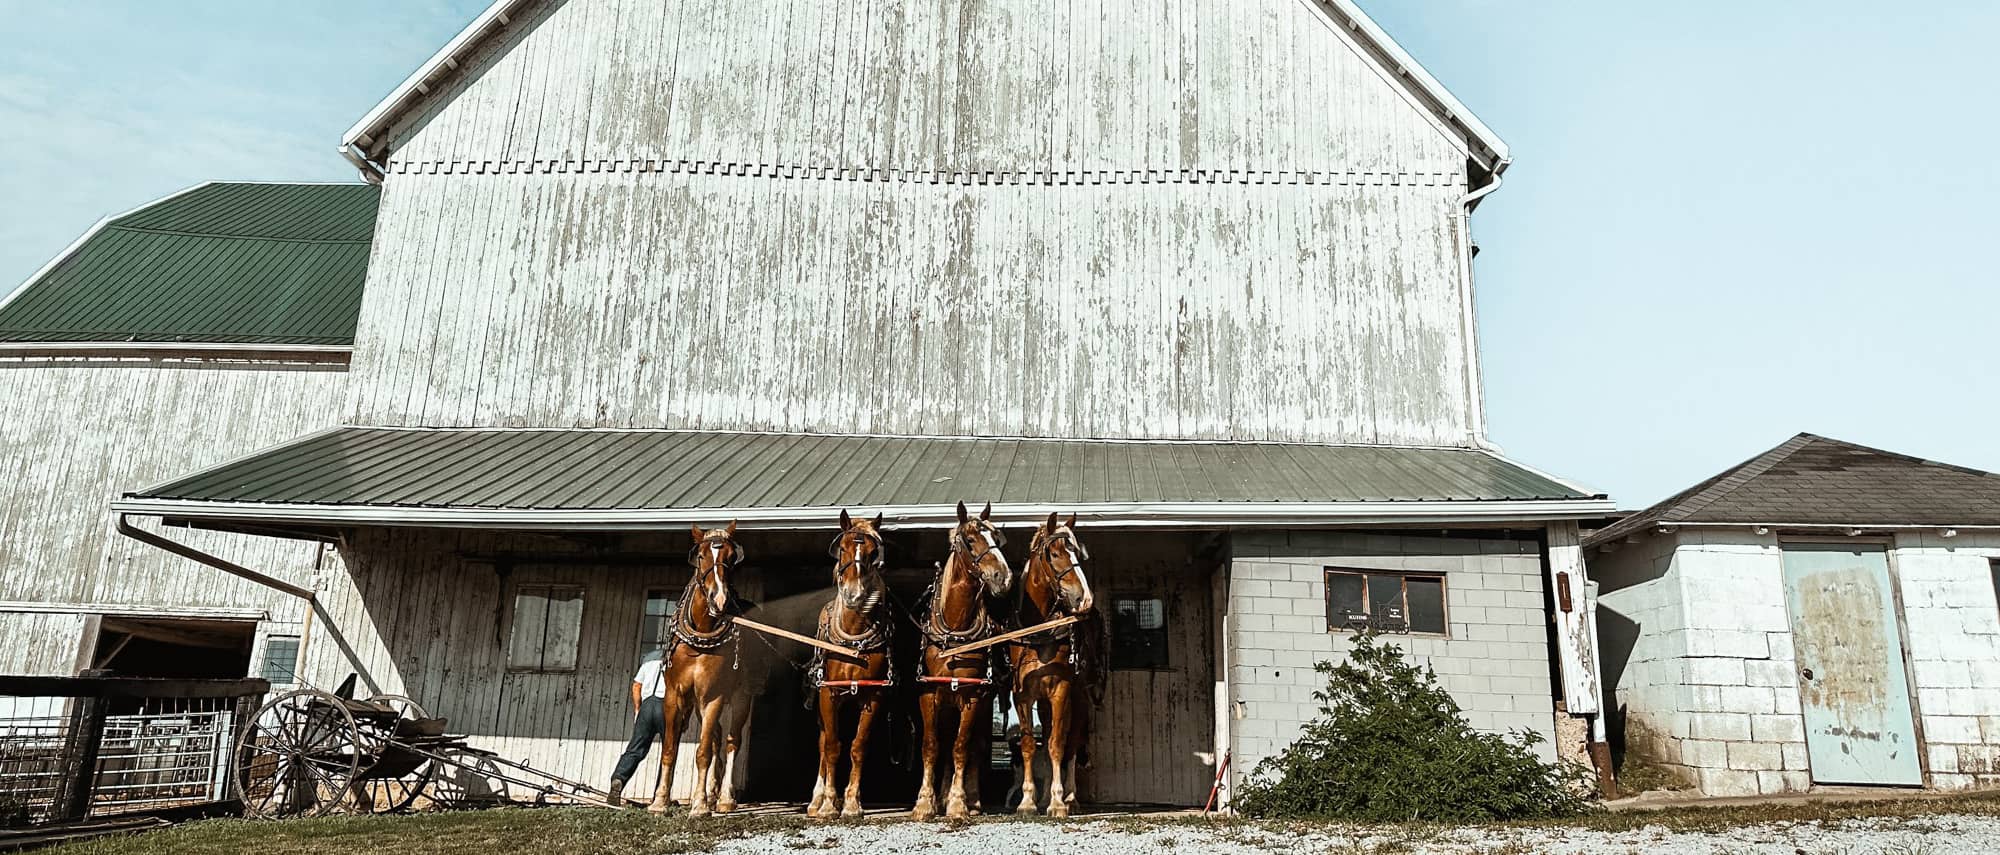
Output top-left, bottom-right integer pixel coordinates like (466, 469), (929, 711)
(1226, 531), (1558, 785)
(1590, 532), (1690, 772)
(1891, 531), (2000, 789)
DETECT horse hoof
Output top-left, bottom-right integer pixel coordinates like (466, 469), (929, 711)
(1015, 802), (1040, 816)
(1049, 803), (1072, 819)
(911, 804), (936, 821)
(646, 802), (670, 816)
(840, 802), (864, 819)
(688, 803), (712, 819)
(716, 801), (737, 814)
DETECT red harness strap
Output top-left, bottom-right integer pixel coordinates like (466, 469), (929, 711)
(917, 675), (991, 690)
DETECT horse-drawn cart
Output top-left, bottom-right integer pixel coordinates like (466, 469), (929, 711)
(235, 683), (619, 818)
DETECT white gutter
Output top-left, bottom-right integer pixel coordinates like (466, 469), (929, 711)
(0, 342), (352, 362)
(111, 497), (1616, 532)
(339, 144), (387, 186)
(1456, 166), (1506, 448)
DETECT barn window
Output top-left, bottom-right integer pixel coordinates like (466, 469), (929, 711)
(1109, 595), (1170, 670)
(639, 589), (679, 657)
(508, 584), (585, 673)
(1324, 569), (1447, 636)
(259, 635), (301, 685)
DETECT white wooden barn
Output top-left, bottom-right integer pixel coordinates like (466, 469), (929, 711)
(1592, 434), (2000, 797)
(4, 0), (1616, 808)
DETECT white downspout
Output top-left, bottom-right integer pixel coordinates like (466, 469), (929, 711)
(1456, 162), (1507, 449)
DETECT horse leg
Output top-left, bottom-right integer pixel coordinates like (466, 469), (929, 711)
(842, 692), (880, 818)
(944, 696), (977, 819)
(964, 696), (984, 815)
(1013, 689), (1041, 815)
(687, 696), (726, 818)
(911, 690), (940, 820)
(716, 700), (747, 814)
(809, 692), (841, 819)
(1046, 684), (1072, 818)
(648, 697), (690, 814)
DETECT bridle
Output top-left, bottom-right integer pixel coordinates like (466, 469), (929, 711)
(1030, 529), (1091, 589)
(922, 520), (1006, 648)
(823, 527), (889, 647)
(672, 531), (744, 654)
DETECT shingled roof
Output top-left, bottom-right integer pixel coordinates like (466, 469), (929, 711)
(1585, 433), (2000, 545)
(0, 182), (378, 346)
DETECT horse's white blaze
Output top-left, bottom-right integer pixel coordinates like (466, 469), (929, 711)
(1066, 545), (1093, 603)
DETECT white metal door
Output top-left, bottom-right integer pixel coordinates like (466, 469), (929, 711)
(1781, 544), (1922, 786)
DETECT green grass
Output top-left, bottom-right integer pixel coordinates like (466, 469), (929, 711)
(41, 790), (2000, 855)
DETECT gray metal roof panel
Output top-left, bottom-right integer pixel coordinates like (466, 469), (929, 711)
(129, 428), (1595, 511)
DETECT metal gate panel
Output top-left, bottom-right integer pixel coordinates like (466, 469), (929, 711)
(1780, 544), (1922, 786)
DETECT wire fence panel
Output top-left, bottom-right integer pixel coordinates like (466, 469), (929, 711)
(1, 678), (267, 829)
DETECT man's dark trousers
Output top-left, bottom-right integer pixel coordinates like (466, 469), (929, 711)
(613, 696), (666, 783)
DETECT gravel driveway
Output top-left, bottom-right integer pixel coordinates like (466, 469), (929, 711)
(714, 814), (1998, 854)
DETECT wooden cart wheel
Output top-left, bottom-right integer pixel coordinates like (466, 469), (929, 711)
(235, 689), (364, 819)
(426, 747), (514, 809)
(347, 694), (435, 814)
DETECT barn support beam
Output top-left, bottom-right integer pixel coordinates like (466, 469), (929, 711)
(1545, 520), (1616, 796)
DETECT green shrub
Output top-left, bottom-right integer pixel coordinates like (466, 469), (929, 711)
(1233, 633), (1594, 822)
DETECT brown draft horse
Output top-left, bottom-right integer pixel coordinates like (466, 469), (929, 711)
(806, 510), (894, 819)
(1007, 513), (1098, 817)
(648, 522), (748, 817)
(911, 501), (1012, 820)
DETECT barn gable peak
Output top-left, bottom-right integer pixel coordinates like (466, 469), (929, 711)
(338, 0), (1510, 182)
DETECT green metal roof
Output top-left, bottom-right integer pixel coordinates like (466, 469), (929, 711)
(0, 182), (379, 345)
(118, 427), (1605, 529)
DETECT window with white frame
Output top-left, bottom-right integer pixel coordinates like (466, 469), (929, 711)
(259, 635), (302, 685)
(508, 584), (585, 673)
(1109, 595), (1170, 670)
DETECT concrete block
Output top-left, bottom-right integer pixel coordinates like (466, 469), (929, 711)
(1680, 739), (1728, 768)
(1236, 563), (1295, 581)
(1958, 744), (2000, 774)
(1782, 743), (1808, 771)
(1750, 714), (1805, 743)
(1233, 613), (1273, 632)
(1685, 658), (1746, 685)
(1765, 632), (1795, 661)
(1773, 689), (1802, 716)
(1727, 742), (1784, 771)
(1268, 580), (1310, 599)
(1232, 580), (1273, 598)
(1269, 614), (1321, 635)
(1743, 659), (1797, 688)
(1291, 599), (1327, 617)
(1289, 565), (1327, 583)
(1931, 772), (1977, 790)
(1931, 745), (1962, 774)
(1687, 713), (1752, 742)
(1694, 767), (1762, 797)
(1926, 715), (1982, 744)
(1980, 716), (2000, 743)
(1236, 648), (1273, 667)
(1915, 660), (1973, 689)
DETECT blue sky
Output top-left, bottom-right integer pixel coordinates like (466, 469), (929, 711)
(2, 2), (1995, 507)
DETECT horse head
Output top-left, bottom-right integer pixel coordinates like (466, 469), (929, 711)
(830, 509), (888, 612)
(688, 520), (744, 616)
(951, 500), (1012, 594)
(1029, 512), (1094, 615)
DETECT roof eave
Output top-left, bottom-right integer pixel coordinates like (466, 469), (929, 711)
(113, 497), (1616, 533)
(1315, 0), (1511, 173)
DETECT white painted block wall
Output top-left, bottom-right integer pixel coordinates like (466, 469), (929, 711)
(1227, 532), (1559, 790)
(1890, 531), (2000, 789)
(1595, 528), (2000, 796)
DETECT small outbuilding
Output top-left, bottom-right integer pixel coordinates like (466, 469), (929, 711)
(1591, 433), (2000, 796)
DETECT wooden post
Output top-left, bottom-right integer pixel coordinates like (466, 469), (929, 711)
(54, 696), (109, 821)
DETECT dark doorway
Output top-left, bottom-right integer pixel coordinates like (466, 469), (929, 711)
(91, 617), (255, 679)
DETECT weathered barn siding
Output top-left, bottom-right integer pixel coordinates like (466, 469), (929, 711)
(0, 359), (339, 671)
(0, 613), (90, 677)
(379, 0), (1472, 175)
(346, 170), (1475, 444)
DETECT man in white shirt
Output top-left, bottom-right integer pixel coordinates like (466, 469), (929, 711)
(607, 649), (668, 805)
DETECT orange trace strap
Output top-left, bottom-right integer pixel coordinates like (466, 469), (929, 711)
(819, 679), (893, 689)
